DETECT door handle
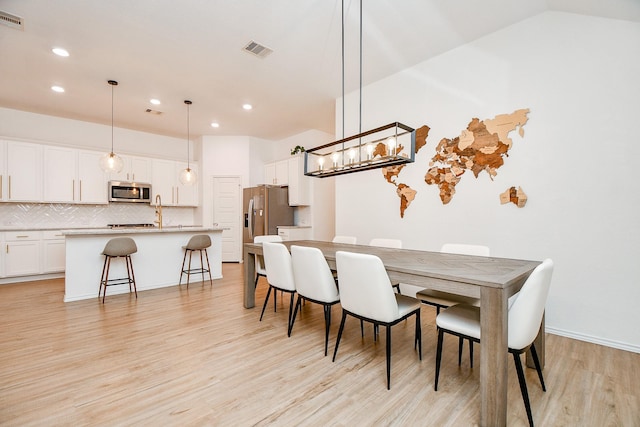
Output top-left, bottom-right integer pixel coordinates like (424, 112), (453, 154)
(248, 198), (254, 239)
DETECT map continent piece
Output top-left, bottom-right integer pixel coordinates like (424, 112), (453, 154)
(396, 183), (417, 218)
(500, 186), (527, 208)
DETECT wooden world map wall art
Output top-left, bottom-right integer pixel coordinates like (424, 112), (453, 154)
(381, 108), (530, 217)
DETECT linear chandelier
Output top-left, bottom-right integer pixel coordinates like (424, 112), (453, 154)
(304, 0), (415, 178)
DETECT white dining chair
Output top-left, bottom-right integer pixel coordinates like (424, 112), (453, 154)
(259, 242), (297, 335)
(332, 235), (357, 244)
(416, 243), (489, 367)
(434, 258), (554, 427)
(290, 245), (341, 355)
(253, 235), (282, 290)
(333, 251), (422, 390)
(369, 238), (402, 294)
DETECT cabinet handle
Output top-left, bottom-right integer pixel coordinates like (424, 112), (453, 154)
(79, 180), (83, 201)
(72, 180), (75, 201)
(8, 175), (11, 199)
(16, 235), (29, 238)
(0, 175), (2, 199)
(176, 187), (179, 205)
(6, 244), (8, 254)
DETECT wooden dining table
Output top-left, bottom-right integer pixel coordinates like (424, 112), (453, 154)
(243, 240), (542, 427)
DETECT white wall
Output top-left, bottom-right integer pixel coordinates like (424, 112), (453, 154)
(335, 12), (640, 352)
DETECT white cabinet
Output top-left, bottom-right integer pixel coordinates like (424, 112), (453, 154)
(277, 227), (312, 241)
(2, 141), (42, 202)
(287, 156), (311, 206)
(151, 159), (198, 206)
(109, 155), (151, 183)
(43, 147), (107, 204)
(4, 231), (41, 277)
(42, 230), (65, 273)
(77, 151), (108, 204)
(265, 159), (288, 186)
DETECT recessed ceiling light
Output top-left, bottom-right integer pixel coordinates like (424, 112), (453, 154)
(211, 122), (220, 128)
(52, 47), (69, 57)
(243, 104), (253, 110)
(51, 85), (65, 93)
(150, 99), (161, 105)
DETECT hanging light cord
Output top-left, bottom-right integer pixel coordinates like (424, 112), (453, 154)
(358, 0), (362, 137)
(110, 82), (114, 153)
(185, 100), (192, 170)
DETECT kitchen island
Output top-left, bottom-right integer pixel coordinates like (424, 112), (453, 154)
(63, 227), (223, 302)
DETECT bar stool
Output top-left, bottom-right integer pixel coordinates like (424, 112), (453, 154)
(98, 237), (138, 303)
(179, 234), (213, 288)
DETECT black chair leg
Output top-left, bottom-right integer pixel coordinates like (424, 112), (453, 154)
(469, 340), (474, 368)
(385, 325), (392, 390)
(286, 292), (295, 335)
(512, 351), (535, 427)
(324, 304), (331, 356)
(288, 295), (302, 337)
(360, 319), (364, 337)
(415, 310), (422, 360)
(435, 328), (444, 391)
(259, 286), (273, 321)
(332, 311), (348, 362)
(530, 344), (546, 391)
(458, 337), (464, 366)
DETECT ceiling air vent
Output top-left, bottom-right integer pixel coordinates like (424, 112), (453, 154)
(145, 109), (163, 115)
(0, 10), (24, 30)
(243, 40), (273, 59)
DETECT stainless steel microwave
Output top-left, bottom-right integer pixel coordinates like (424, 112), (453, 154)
(108, 181), (152, 203)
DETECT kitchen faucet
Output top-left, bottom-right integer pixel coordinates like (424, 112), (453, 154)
(154, 194), (163, 229)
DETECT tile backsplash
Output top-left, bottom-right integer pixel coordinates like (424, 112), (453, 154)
(0, 203), (195, 229)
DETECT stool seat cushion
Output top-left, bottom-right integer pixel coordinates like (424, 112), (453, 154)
(183, 234), (212, 250)
(102, 237), (137, 257)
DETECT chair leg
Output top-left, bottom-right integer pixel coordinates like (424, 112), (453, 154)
(435, 328), (444, 391)
(204, 249), (213, 286)
(199, 249), (205, 285)
(469, 340), (474, 368)
(415, 310), (422, 360)
(386, 325), (392, 390)
(102, 256), (111, 304)
(179, 249), (188, 285)
(254, 273), (260, 290)
(458, 337), (464, 366)
(288, 295), (302, 337)
(186, 250), (193, 288)
(126, 255), (137, 298)
(332, 310), (347, 362)
(286, 292), (295, 335)
(259, 286), (273, 321)
(99, 255), (108, 302)
(530, 344), (546, 391)
(324, 304), (332, 357)
(512, 351), (535, 427)
(360, 319), (364, 338)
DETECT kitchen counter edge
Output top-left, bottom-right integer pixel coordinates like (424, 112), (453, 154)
(62, 227), (224, 236)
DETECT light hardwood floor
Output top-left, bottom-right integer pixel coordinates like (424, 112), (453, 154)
(1, 263), (638, 426)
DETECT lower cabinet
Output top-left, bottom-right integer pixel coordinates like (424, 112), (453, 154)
(277, 226), (312, 241)
(42, 230), (65, 273)
(4, 231), (41, 277)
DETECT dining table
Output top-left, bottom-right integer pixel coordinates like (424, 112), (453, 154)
(243, 240), (542, 427)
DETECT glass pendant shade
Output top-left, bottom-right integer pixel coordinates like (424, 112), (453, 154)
(179, 167), (196, 185)
(100, 151), (124, 173)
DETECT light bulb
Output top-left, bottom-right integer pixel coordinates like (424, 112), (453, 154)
(387, 137), (396, 156)
(318, 157), (325, 171)
(348, 148), (356, 164)
(332, 152), (340, 167)
(179, 167), (197, 185)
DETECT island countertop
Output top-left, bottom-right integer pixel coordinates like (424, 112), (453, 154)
(62, 226), (223, 236)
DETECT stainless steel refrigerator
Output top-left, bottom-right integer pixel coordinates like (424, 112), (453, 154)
(243, 185), (294, 243)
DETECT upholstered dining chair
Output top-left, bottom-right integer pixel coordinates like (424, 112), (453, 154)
(290, 245), (341, 355)
(416, 243), (489, 367)
(333, 251), (422, 390)
(434, 258), (554, 427)
(259, 242), (297, 335)
(332, 235), (357, 244)
(253, 235), (282, 290)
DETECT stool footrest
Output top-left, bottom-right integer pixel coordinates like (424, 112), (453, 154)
(102, 277), (135, 287)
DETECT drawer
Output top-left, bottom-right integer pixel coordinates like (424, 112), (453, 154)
(4, 231), (41, 241)
(42, 230), (65, 240)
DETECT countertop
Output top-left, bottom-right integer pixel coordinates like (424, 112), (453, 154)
(62, 226), (224, 236)
(276, 225), (312, 229)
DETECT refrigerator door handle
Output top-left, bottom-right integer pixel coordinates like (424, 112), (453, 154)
(248, 198), (254, 239)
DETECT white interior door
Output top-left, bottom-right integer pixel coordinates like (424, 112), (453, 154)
(212, 176), (242, 262)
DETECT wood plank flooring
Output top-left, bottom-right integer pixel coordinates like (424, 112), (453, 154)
(1, 263), (639, 426)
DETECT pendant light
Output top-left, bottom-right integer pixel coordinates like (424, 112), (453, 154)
(303, 0), (415, 178)
(179, 100), (196, 185)
(99, 80), (124, 173)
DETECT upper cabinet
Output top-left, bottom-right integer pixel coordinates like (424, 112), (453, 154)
(264, 159), (289, 186)
(43, 147), (108, 204)
(1, 141), (43, 202)
(109, 155), (151, 183)
(151, 159), (198, 207)
(287, 155), (311, 206)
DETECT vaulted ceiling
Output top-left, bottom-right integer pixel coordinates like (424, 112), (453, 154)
(1, 0), (638, 141)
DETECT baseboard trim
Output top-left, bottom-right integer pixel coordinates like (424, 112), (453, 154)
(546, 326), (640, 354)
